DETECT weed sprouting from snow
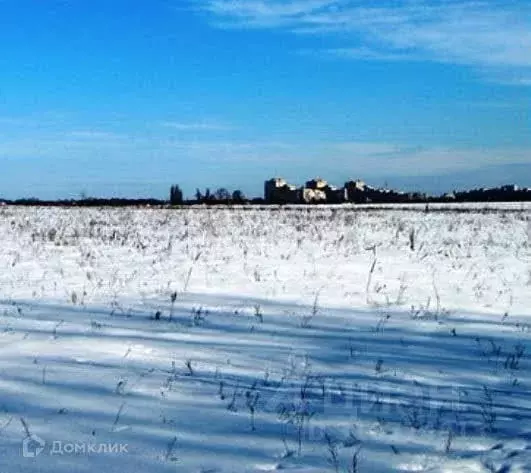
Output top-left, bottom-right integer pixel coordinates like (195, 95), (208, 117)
(184, 250), (202, 292)
(365, 246), (378, 306)
(191, 306), (207, 326)
(253, 304), (263, 323)
(277, 400), (315, 457)
(347, 446), (362, 473)
(164, 436), (178, 462)
(169, 291), (177, 321)
(480, 385), (497, 433)
(409, 227), (416, 251)
(301, 291), (321, 328)
(227, 383), (240, 412)
(112, 402), (126, 431)
(374, 313), (391, 333)
(184, 359), (194, 376)
(52, 320), (64, 339)
(20, 416), (32, 438)
(115, 378), (127, 395)
(324, 431), (340, 473)
(444, 429), (454, 454)
(245, 382), (260, 431)
(218, 380), (225, 401)
(504, 343), (525, 371)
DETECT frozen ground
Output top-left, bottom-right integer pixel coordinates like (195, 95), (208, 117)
(0, 204), (530, 472)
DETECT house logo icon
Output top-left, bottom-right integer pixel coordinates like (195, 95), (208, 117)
(22, 435), (46, 458)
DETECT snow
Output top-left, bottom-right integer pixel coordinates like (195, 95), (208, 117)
(0, 204), (530, 472)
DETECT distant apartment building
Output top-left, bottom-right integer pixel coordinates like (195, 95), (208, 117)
(300, 187), (327, 203)
(344, 179), (368, 203)
(305, 178), (328, 191)
(264, 178), (299, 204)
(264, 176), (428, 204)
(302, 178), (328, 203)
(265, 177), (350, 204)
(305, 178), (347, 203)
(324, 186), (348, 204)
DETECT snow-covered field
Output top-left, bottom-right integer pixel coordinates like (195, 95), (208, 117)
(0, 204), (530, 472)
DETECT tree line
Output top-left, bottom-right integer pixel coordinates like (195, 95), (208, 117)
(170, 185), (249, 205)
(1, 183), (529, 208)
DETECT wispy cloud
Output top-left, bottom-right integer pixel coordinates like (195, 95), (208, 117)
(320, 46), (418, 62)
(302, 142), (531, 177)
(161, 121), (235, 131)
(1, 121), (529, 179)
(200, 0), (333, 27)
(66, 130), (126, 140)
(196, 1), (531, 81)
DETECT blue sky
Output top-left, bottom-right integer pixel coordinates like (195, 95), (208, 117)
(0, 0), (529, 199)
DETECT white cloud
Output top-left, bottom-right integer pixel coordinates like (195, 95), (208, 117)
(197, 1), (531, 79)
(66, 130), (126, 140)
(480, 67), (531, 87)
(318, 46), (418, 62)
(201, 0), (334, 27)
(357, 147), (531, 177)
(304, 143), (531, 177)
(1, 124), (529, 179)
(161, 121), (234, 131)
